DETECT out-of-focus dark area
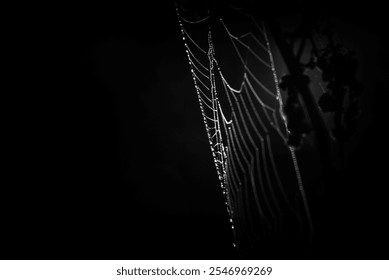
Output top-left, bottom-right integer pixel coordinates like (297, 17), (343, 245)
(2, 0), (388, 259)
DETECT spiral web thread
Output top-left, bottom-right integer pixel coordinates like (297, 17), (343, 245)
(176, 5), (313, 251)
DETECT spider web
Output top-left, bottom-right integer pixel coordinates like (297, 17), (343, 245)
(176, 4), (313, 255)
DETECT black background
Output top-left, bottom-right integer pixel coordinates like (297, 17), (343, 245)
(3, 0), (388, 259)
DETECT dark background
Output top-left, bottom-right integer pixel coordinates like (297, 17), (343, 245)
(3, 0), (388, 259)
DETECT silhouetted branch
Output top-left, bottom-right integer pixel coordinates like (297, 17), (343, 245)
(264, 16), (335, 180)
